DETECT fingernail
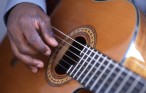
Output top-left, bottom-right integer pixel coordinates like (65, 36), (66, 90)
(50, 37), (58, 46)
(45, 50), (51, 56)
(32, 68), (38, 73)
(37, 63), (44, 68)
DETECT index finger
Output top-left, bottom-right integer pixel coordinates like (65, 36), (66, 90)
(39, 17), (58, 47)
(20, 23), (51, 55)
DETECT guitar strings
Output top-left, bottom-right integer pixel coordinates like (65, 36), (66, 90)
(49, 40), (140, 88)
(50, 44), (117, 84)
(52, 26), (87, 50)
(54, 34), (119, 71)
(52, 26), (108, 63)
(49, 26), (135, 80)
(50, 38), (142, 90)
(53, 43), (115, 73)
(51, 26), (129, 72)
(49, 27), (142, 89)
(52, 26), (122, 68)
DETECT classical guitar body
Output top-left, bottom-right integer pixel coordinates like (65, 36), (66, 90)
(1, 0), (146, 93)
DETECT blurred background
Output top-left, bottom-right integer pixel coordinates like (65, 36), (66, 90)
(0, 0), (7, 44)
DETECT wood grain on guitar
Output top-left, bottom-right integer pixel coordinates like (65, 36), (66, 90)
(1, 0), (146, 93)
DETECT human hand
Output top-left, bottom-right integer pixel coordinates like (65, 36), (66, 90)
(7, 3), (58, 73)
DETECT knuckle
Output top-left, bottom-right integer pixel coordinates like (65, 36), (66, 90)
(19, 16), (26, 23)
(27, 57), (34, 63)
(44, 17), (50, 24)
(19, 48), (29, 55)
(16, 44), (30, 55)
(37, 45), (47, 53)
(18, 16), (30, 25)
(27, 34), (38, 43)
(27, 35), (47, 53)
(23, 58), (34, 65)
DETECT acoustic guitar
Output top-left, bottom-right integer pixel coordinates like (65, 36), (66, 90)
(1, 0), (146, 93)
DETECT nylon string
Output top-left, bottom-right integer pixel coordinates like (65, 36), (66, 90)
(49, 26), (139, 84)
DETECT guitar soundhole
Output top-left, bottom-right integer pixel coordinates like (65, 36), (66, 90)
(55, 36), (86, 75)
(46, 25), (96, 86)
(74, 88), (92, 93)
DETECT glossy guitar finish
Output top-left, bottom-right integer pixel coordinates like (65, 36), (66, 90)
(1, 0), (146, 93)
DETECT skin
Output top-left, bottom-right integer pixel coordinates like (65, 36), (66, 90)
(7, 3), (58, 73)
